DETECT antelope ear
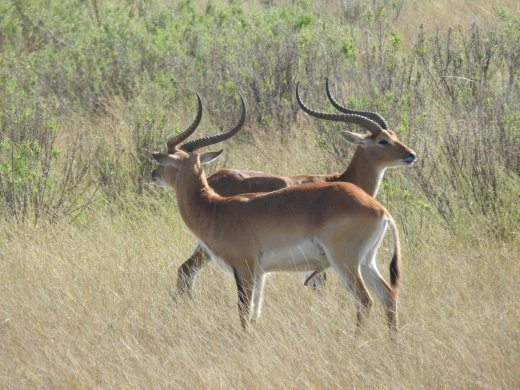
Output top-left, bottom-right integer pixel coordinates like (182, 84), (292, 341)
(199, 149), (223, 165)
(152, 152), (181, 167)
(341, 131), (368, 147)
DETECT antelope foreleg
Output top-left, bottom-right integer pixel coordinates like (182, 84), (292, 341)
(233, 266), (255, 332)
(176, 245), (210, 297)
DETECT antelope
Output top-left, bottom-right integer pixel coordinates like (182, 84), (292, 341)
(151, 94), (406, 333)
(173, 79), (416, 295)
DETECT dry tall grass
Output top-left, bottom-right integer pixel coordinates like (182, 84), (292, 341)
(0, 123), (518, 388)
(1, 201), (518, 388)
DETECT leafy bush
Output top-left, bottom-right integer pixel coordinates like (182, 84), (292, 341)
(0, 0), (518, 239)
(0, 83), (99, 224)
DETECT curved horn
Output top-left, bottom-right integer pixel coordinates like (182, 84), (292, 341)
(325, 78), (389, 130)
(181, 94), (247, 152)
(167, 92), (203, 153)
(296, 83), (383, 134)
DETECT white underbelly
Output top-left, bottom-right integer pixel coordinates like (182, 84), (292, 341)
(259, 240), (329, 272)
(198, 239), (329, 274)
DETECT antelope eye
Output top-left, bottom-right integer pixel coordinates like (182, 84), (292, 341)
(378, 140), (390, 146)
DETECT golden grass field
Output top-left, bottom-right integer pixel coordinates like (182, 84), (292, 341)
(1, 200), (518, 388)
(1, 123), (519, 388)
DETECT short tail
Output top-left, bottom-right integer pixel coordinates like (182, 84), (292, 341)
(386, 215), (401, 295)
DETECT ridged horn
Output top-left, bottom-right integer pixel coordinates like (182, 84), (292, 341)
(181, 94), (247, 152)
(166, 92), (203, 153)
(325, 78), (389, 130)
(296, 83), (383, 134)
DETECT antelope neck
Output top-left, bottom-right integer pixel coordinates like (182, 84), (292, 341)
(338, 149), (385, 197)
(175, 162), (218, 240)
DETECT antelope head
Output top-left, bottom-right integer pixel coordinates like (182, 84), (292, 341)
(296, 80), (417, 170)
(151, 93), (246, 189)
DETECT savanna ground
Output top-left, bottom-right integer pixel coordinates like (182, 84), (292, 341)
(1, 0), (519, 388)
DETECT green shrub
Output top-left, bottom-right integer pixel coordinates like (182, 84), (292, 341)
(0, 0), (518, 239)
